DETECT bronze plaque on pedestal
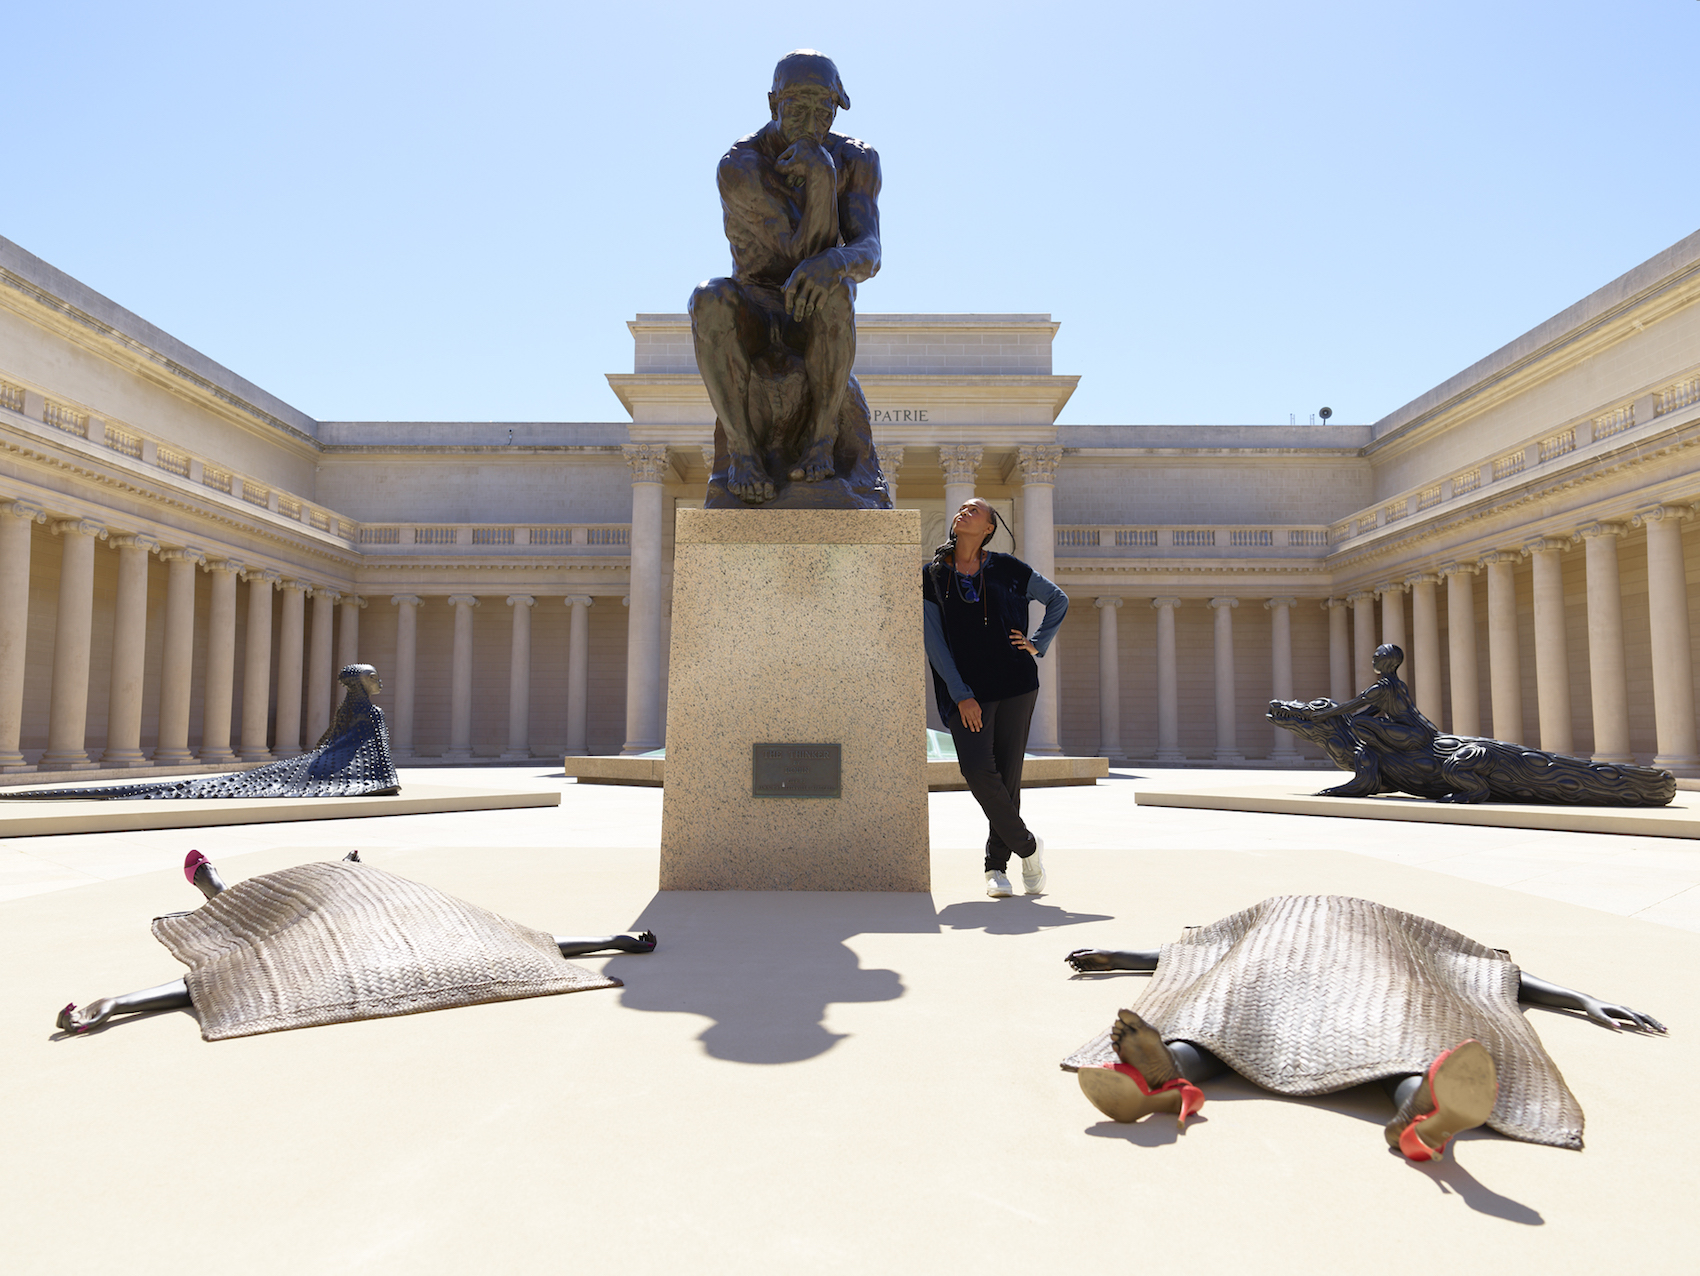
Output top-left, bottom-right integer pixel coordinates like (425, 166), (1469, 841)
(752, 744), (842, 798)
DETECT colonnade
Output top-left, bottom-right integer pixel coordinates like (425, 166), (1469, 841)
(0, 498), (615, 768)
(1084, 502), (1700, 771)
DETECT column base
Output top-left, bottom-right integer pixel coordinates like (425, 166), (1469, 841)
(1026, 744), (1064, 757)
(0, 761), (38, 773)
(37, 752), (98, 770)
(1097, 751), (1128, 764)
(621, 742), (662, 756)
(499, 749), (534, 761)
(1591, 752), (1635, 765)
(1154, 748), (1186, 763)
(563, 747), (589, 757)
(1270, 748), (1302, 764)
(239, 747), (274, 762)
(1213, 750), (1246, 764)
(441, 748), (473, 761)
(1653, 754), (1700, 778)
(99, 749), (149, 767)
(198, 749), (240, 767)
(152, 749), (198, 766)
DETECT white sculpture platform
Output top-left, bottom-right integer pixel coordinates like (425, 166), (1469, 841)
(1136, 781), (1700, 838)
(0, 781), (560, 837)
(658, 508), (929, 891)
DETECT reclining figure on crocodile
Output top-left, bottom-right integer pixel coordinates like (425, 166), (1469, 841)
(1268, 644), (1675, 806)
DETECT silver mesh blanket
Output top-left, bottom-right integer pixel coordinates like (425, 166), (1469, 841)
(152, 862), (619, 1041)
(1062, 895), (1582, 1148)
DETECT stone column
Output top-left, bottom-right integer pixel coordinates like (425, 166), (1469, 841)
(1406, 574), (1442, 725)
(503, 595), (535, 760)
(1151, 597), (1182, 762)
(1348, 590), (1376, 692)
(197, 558), (242, 767)
(446, 594), (479, 759)
(389, 595), (421, 760)
(274, 580), (307, 758)
(622, 443), (668, 755)
(1018, 444), (1063, 755)
(1266, 597), (1299, 761)
(154, 548), (204, 765)
(939, 444), (983, 517)
(566, 595), (594, 756)
(1379, 582), (1406, 652)
(1480, 551), (1523, 744)
(101, 533), (159, 767)
(881, 445), (904, 505)
(1094, 597), (1124, 761)
(1209, 597), (1242, 763)
(239, 568), (278, 761)
(1439, 562), (1480, 737)
(1524, 536), (1574, 754)
(1632, 504), (1700, 773)
(1574, 522), (1631, 763)
(0, 500), (44, 771)
(41, 518), (107, 769)
(306, 588), (339, 746)
(336, 595), (365, 699)
(1324, 598), (1351, 704)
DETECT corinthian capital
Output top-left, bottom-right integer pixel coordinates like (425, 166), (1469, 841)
(1016, 445), (1064, 485)
(622, 444), (670, 484)
(938, 444), (983, 487)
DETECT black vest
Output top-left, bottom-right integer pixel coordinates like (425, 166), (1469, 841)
(922, 552), (1040, 719)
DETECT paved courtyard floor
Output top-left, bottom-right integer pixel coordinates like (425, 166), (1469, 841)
(3, 766), (1696, 1273)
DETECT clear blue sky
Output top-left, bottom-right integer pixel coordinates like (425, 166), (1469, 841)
(8, 1), (1698, 427)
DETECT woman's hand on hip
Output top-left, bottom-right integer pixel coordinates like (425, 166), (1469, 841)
(957, 697), (983, 732)
(1009, 629), (1037, 656)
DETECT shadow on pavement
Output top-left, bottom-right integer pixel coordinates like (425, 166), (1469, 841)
(936, 896), (1114, 936)
(605, 890), (939, 1065)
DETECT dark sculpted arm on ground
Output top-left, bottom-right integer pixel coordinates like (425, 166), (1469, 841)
(1065, 948), (1160, 973)
(1517, 971), (1666, 1032)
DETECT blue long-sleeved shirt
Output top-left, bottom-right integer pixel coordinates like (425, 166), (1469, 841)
(923, 567), (1068, 705)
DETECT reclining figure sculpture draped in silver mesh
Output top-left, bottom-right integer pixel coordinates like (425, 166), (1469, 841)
(1269, 644), (1675, 805)
(1, 664), (399, 800)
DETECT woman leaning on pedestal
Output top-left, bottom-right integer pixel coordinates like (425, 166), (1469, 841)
(922, 498), (1068, 898)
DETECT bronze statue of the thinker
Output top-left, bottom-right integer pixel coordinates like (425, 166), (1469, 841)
(692, 50), (892, 509)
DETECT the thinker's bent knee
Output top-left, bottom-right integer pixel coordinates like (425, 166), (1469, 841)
(689, 278), (741, 328)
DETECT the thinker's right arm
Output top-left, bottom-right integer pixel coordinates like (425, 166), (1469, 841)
(718, 145), (838, 273)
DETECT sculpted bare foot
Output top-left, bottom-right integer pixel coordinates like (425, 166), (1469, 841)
(788, 434), (835, 483)
(727, 453), (776, 504)
(1109, 1008), (1182, 1085)
(1066, 948), (1115, 973)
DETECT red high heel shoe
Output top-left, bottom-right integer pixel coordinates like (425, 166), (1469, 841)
(1386, 1039), (1498, 1162)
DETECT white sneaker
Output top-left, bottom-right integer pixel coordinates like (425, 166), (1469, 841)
(985, 869), (1013, 898)
(1021, 837), (1047, 894)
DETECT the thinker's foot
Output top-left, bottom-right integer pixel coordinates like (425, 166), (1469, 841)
(788, 434), (835, 483)
(727, 454), (776, 504)
(1109, 1009), (1182, 1085)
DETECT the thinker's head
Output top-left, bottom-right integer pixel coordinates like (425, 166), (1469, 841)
(1372, 644), (1405, 675)
(769, 50), (849, 145)
(339, 663), (382, 697)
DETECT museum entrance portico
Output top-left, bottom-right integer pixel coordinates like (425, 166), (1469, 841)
(5, 231), (1700, 772)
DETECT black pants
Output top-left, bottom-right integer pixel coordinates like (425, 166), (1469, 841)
(945, 688), (1039, 872)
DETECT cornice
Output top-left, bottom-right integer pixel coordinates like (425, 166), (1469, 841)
(0, 267), (322, 458)
(606, 372), (1080, 418)
(1365, 259), (1700, 462)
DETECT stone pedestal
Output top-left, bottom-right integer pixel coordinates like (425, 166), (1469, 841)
(659, 509), (929, 891)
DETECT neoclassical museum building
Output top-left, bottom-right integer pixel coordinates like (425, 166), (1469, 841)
(3, 229), (1700, 774)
